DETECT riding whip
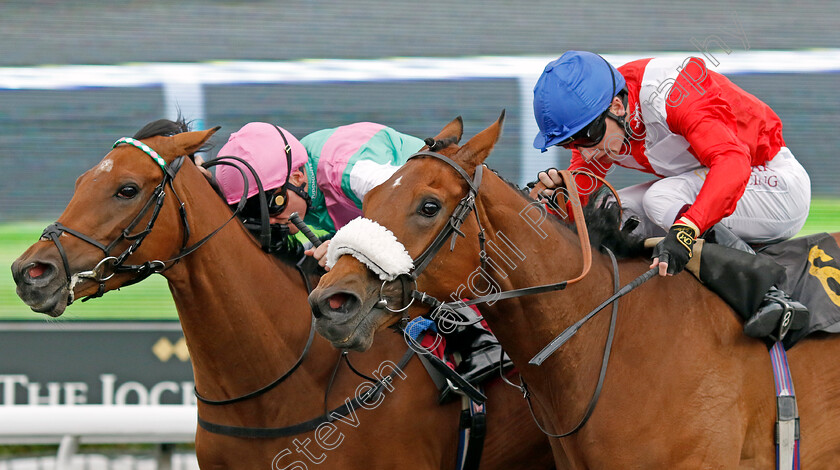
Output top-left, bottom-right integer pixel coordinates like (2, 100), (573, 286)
(290, 212), (322, 247)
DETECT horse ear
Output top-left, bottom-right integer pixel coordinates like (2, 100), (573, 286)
(169, 126), (221, 157)
(148, 126), (221, 162)
(454, 110), (505, 169)
(427, 116), (464, 148)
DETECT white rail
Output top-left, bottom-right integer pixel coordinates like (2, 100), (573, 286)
(0, 406), (197, 470)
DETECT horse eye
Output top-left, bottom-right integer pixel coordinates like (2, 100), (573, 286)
(116, 185), (139, 199)
(419, 200), (441, 217)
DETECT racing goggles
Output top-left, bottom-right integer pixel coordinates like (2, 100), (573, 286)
(555, 109), (610, 149)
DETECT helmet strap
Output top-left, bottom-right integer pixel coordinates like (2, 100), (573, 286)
(284, 180), (313, 211)
(598, 55), (635, 142)
(271, 123), (313, 214)
(605, 89), (639, 142)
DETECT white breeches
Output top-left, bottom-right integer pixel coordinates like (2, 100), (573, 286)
(617, 147), (811, 243)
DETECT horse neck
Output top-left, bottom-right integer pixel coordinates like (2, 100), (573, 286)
(474, 173), (596, 295)
(161, 167), (333, 398)
(474, 174), (617, 389)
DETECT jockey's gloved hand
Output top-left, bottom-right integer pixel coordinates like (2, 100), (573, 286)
(651, 217), (699, 276)
(534, 168), (563, 195)
(531, 168), (569, 216)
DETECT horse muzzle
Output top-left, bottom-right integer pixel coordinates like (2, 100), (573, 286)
(11, 252), (70, 317)
(310, 286), (384, 351)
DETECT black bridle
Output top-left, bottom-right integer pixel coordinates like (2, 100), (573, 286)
(41, 137), (283, 303)
(396, 151), (591, 322)
(405, 150), (487, 280)
(40, 137), (195, 301)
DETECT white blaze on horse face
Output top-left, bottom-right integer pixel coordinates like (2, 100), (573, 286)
(392, 176), (403, 188)
(95, 158), (114, 174)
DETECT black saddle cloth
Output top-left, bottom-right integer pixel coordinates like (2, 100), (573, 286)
(759, 232), (840, 335)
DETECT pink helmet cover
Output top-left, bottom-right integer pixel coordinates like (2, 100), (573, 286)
(215, 122), (308, 205)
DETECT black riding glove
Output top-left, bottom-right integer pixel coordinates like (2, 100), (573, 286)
(651, 218), (698, 275)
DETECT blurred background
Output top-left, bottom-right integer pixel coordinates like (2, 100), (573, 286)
(1, 0), (838, 466)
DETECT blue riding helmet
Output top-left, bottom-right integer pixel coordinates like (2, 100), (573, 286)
(533, 51), (626, 152)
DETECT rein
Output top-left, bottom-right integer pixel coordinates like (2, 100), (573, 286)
(517, 247), (621, 438)
(196, 348), (415, 439)
(194, 215), (420, 438)
(191, 154), (419, 437)
(528, 169), (624, 224)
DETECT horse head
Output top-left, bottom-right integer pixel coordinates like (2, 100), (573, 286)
(309, 113), (505, 351)
(12, 121), (219, 317)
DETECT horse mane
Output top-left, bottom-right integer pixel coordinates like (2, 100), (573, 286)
(580, 189), (647, 259)
(489, 169), (646, 259)
(133, 117), (190, 139)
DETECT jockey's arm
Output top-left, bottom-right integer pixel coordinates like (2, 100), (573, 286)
(665, 57), (754, 234)
(193, 155), (214, 181)
(651, 60), (754, 276)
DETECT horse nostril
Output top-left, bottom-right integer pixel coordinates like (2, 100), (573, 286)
(28, 263), (49, 279)
(326, 292), (359, 316)
(20, 261), (56, 285)
(311, 290), (360, 319)
(328, 293), (349, 311)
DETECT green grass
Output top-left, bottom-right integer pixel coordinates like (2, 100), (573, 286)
(800, 197), (840, 235)
(1, 198), (837, 321)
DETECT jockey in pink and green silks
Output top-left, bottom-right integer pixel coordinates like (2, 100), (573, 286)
(214, 121), (424, 265)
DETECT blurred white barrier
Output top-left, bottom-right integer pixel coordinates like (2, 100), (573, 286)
(4, 50), (839, 186)
(0, 406), (197, 470)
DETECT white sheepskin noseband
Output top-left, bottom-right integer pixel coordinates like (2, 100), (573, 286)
(326, 217), (414, 281)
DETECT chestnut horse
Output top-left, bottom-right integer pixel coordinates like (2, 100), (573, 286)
(309, 113), (840, 468)
(11, 120), (554, 469)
